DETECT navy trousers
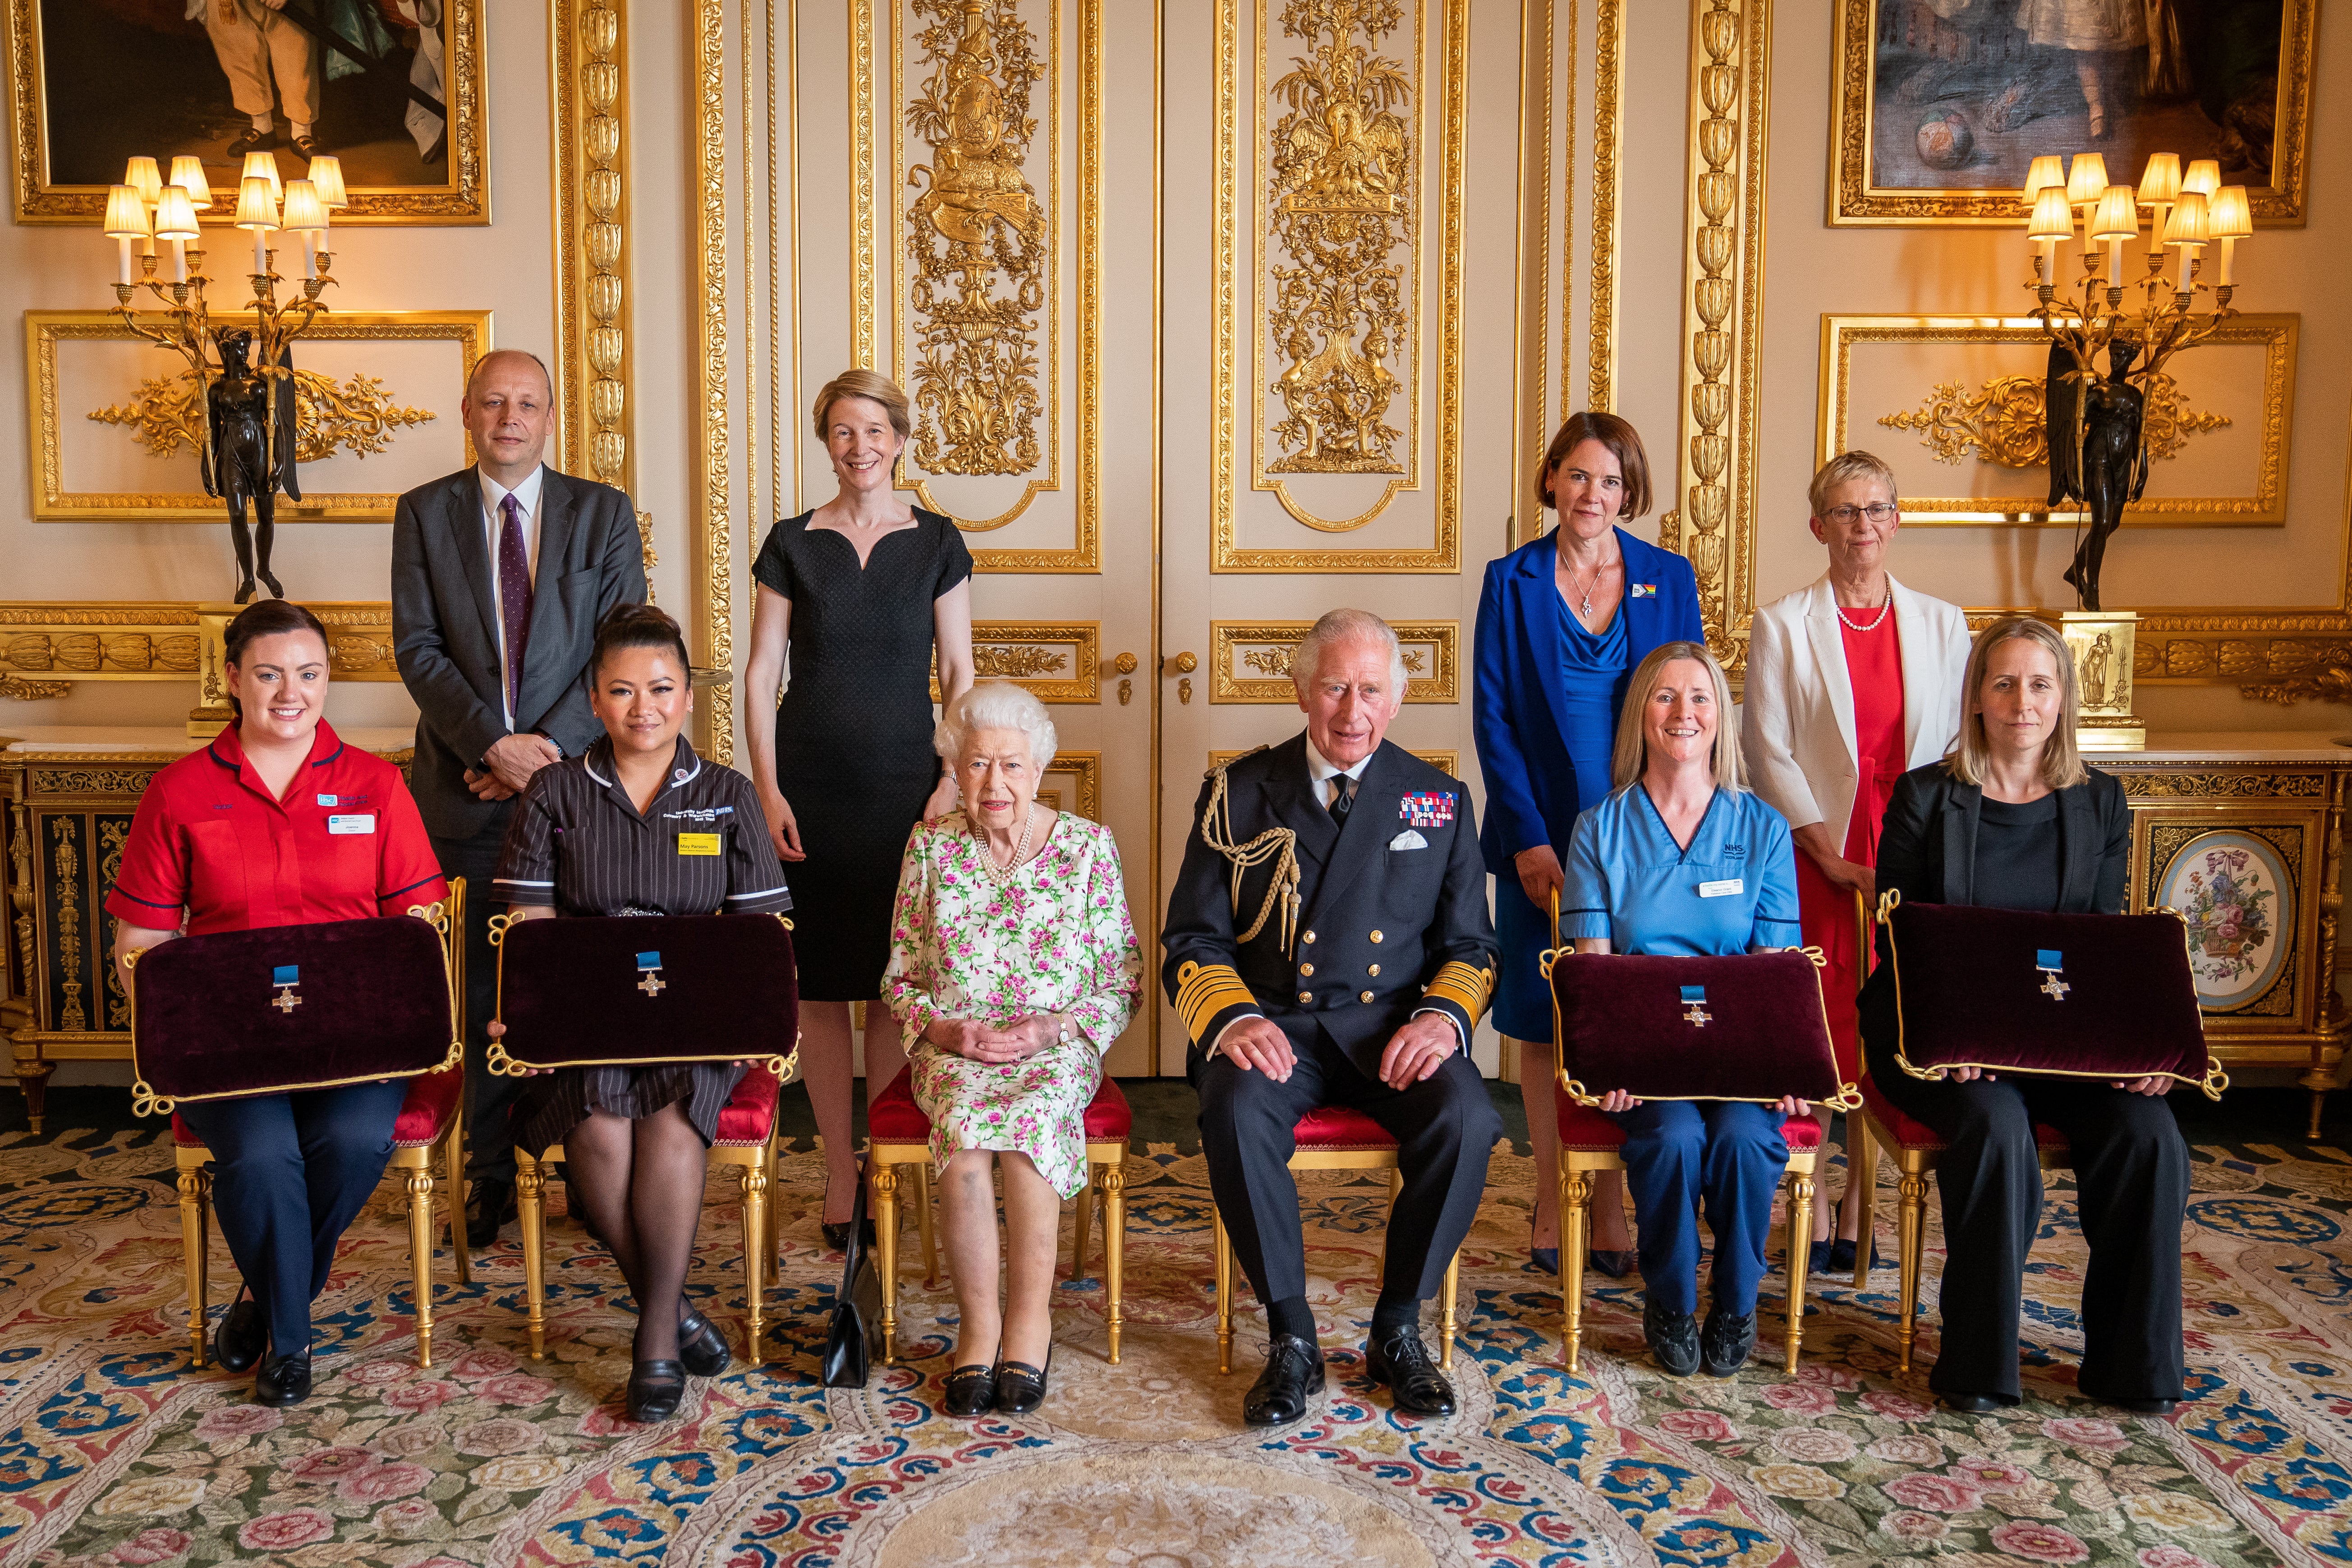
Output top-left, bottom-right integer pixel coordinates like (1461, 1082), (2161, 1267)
(176, 1079), (409, 1356)
(1608, 1100), (1788, 1316)
(432, 822), (518, 1185)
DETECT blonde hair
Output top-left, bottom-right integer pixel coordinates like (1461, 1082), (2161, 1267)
(812, 368), (912, 441)
(1945, 616), (2087, 790)
(1610, 641), (1745, 792)
(1808, 449), (1899, 520)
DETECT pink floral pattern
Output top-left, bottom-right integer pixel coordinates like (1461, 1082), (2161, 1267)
(1989, 1521), (2092, 1563)
(884, 812), (1144, 1198)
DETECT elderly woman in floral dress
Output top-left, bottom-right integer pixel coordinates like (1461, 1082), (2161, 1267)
(884, 680), (1143, 1419)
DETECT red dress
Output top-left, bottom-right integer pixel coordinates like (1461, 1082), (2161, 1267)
(1794, 609), (1905, 1079)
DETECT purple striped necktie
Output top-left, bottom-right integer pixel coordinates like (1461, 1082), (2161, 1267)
(498, 491), (533, 715)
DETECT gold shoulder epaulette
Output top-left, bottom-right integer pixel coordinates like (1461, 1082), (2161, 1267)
(1202, 742), (1272, 780)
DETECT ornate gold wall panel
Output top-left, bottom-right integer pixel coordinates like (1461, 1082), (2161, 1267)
(1208, 620), (1458, 703)
(1211, 746), (1457, 776)
(1658, 0), (1769, 675)
(1039, 750), (1102, 819)
(1585, 0), (1620, 415)
(930, 620), (1101, 701)
(1513, 0), (1553, 552)
(1213, 0), (1465, 572)
(694, 0), (735, 762)
(0, 604), (400, 686)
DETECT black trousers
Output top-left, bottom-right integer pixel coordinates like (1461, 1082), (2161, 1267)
(433, 823), (518, 1186)
(1868, 1044), (2190, 1402)
(1191, 1019), (1499, 1310)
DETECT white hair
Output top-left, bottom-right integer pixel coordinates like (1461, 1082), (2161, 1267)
(1291, 608), (1408, 696)
(934, 679), (1058, 770)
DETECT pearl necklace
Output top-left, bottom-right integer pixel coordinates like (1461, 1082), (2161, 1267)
(973, 803), (1037, 886)
(1836, 582), (1893, 633)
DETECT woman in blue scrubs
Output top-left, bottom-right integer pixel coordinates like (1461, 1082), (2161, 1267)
(1560, 640), (1806, 1379)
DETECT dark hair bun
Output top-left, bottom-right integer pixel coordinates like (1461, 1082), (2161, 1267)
(588, 602), (692, 683)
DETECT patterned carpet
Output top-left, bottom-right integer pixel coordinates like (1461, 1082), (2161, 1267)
(3, 1100), (2351, 1567)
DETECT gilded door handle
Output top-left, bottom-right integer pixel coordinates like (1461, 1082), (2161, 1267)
(1168, 651), (1197, 675)
(1179, 678), (1193, 704)
(1113, 652), (1139, 675)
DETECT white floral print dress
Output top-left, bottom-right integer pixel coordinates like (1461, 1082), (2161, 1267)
(882, 811), (1144, 1199)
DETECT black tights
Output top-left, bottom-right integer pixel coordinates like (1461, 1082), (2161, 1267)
(565, 1101), (708, 1361)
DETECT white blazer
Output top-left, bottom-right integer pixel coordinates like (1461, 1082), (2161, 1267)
(1741, 572), (1973, 851)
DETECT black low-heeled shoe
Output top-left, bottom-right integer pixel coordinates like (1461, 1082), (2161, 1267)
(943, 1361), (999, 1417)
(676, 1301), (731, 1379)
(626, 1359), (688, 1422)
(1941, 1391), (2008, 1414)
(994, 1349), (1052, 1415)
(213, 1292), (266, 1374)
(821, 1219), (876, 1252)
(254, 1352), (312, 1407)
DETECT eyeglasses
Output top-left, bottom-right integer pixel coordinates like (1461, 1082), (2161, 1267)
(1825, 502), (1898, 524)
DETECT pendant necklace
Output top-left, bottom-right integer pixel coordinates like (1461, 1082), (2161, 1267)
(975, 802), (1037, 887)
(1561, 547), (1616, 619)
(1837, 581), (1894, 633)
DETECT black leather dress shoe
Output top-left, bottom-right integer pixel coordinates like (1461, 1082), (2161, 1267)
(290, 134), (322, 159)
(1700, 1308), (1756, 1377)
(676, 1302), (731, 1378)
(1644, 1300), (1702, 1377)
(821, 1219), (875, 1252)
(1364, 1327), (1456, 1416)
(2108, 1398), (2177, 1416)
(226, 126), (274, 156)
(465, 1178), (517, 1248)
(995, 1349), (1052, 1415)
(1942, 1391), (2007, 1414)
(254, 1352), (312, 1407)
(943, 1361), (998, 1416)
(626, 1359), (687, 1422)
(1243, 1334), (1325, 1426)
(213, 1293), (266, 1373)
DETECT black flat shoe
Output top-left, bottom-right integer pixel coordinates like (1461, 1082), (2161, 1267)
(995, 1349), (1052, 1415)
(943, 1361), (999, 1417)
(1588, 1248), (1637, 1280)
(821, 1219), (876, 1252)
(676, 1301), (731, 1378)
(1364, 1326), (1456, 1416)
(1644, 1300), (1701, 1378)
(626, 1359), (687, 1422)
(254, 1352), (312, 1407)
(1243, 1333), (1326, 1426)
(1700, 1307), (1755, 1377)
(213, 1292), (265, 1373)
(290, 134), (322, 159)
(1942, 1391), (2007, 1414)
(225, 127), (274, 156)
(1825, 1237), (1883, 1274)
(465, 1178), (517, 1248)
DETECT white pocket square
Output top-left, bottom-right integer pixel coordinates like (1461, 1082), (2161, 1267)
(1388, 829), (1429, 851)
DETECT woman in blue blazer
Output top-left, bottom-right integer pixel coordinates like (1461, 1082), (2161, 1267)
(1472, 411), (1704, 1272)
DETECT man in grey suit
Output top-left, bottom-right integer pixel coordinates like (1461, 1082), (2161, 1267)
(391, 348), (647, 1245)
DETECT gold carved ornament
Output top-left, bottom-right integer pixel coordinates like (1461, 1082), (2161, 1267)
(1879, 372), (2229, 469)
(1265, 0), (1412, 479)
(905, 0), (1048, 480)
(88, 369), (436, 465)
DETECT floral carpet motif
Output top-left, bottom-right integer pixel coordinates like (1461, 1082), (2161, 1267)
(1, 1116), (2349, 1565)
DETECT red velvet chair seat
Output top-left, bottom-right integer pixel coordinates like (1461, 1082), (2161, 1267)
(1293, 1103), (1396, 1150)
(1858, 1073), (2067, 1154)
(1556, 1093), (1824, 1153)
(713, 1067), (782, 1146)
(868, 1067), (1133, 1143)
(170, 1065), (464, 1149)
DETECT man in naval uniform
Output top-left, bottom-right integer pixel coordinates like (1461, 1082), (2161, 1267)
(1163, 608), (1500, 1425)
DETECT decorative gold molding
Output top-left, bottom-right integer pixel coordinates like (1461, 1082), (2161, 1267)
(1658, 0), (1769, 675)
(1211, 746), (1456, 776)
(930, 621), (1101, 702)
(1827, 0), (2315, 229)
(6, 0), (490, 225)
(694, 0), (734, 764)
(1040, 749), (1102, 820)
(1208, 620), (1458, 704)
(1512, 0), (1552, 553)
(1820, 314), (2298, 525)
(28, 312), (489, 522)
(2118, 772), (2330, 800)
(1879, 373), (2228, 470)
(0, 602), (401, 684)
(87, 369), (436, 464)
(853, 0), (881, 371)
(1213, 0), (1465, 572)
(0, 676), (66, 701)
(1586, 0), (1621, 414)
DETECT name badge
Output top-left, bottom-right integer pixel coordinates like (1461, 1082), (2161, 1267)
(676, 832), (722, 856)
(1697, 878), (1742, 899)
(327, 814), (376, 835)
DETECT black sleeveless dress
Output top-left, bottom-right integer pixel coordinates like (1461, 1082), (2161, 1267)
(751, 508), (973, 998)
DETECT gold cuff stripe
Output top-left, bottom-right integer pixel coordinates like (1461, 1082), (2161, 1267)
(1175, 961), (1259, 1043)
(1422, 961), (1495, 1022)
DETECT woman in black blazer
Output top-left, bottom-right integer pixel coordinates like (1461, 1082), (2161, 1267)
(1859, 616), (2187, 1416)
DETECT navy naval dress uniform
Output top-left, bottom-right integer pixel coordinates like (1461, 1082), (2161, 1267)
(1163, 734), (1501, 1315)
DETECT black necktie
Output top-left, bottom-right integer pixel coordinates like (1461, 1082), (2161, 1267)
(1328, 777), (1352, 823)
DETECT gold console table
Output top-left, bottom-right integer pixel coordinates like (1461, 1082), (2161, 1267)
(2, 726), (415, 1133)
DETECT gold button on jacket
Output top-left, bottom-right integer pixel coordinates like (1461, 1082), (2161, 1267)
(1300, 962), (1314, 976)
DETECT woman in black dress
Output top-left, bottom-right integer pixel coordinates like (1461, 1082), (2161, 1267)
(1860, 616), (2187, 1416)
(743, 369), (975, 1239)
(492, 604), (795, 1421)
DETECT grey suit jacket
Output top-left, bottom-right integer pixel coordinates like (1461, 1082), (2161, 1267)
(390, 465), (648, 841)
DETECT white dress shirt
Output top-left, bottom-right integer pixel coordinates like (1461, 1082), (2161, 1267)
(478, 464), (545, 730)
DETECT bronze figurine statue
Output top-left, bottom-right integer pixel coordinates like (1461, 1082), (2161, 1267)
(202, 328), (300, 604)
(2047, 337), (2149, 614)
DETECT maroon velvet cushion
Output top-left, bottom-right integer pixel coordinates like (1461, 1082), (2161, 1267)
(1857, 1073), (2070, 1157)
(1881, 900), (2219, 1096)
(1550, 949), (1850, 1106)
(132, 915), (458, 1114)
(869, 1067), (1134, 1145)
(1555, 1094), (1824, 1152)
(492, 913), (799, 1075)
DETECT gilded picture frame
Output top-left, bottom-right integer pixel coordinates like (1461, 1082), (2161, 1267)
(6, 0), (488, 225)
(1827, 0), (2314, 228)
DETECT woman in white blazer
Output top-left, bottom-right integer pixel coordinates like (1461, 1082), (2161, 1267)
(1741, 450), (1972, 1271)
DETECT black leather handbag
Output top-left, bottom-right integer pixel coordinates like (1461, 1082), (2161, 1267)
(822, 1160), (885, 1388)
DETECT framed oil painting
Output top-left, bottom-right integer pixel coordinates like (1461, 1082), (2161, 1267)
(6, 0), (486, 224)
(1829, 0), (2313, 226)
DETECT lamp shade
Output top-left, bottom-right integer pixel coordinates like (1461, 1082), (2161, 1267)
(2136, 152), (2182, 204)
(152, 185), (199, 242)
(305, 155), (348, 209)
(103, 184), (152, 239)
(280, 179), (327, 233)
(2162, 189), (2211, 247)
(241, 151), (282, 199)
(2065, 152), (2109, 205)
(2208, 184), (2253, 239)
(123, 156), (165, 207)
(2089, 184), (2139, 242)
(2182, 158), (2221, 198)
(2022, 155), (2067, 206)
(167, 156), (213, 210)
(233, 175), (280, 231)
(2028, 185), (2075, 242)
